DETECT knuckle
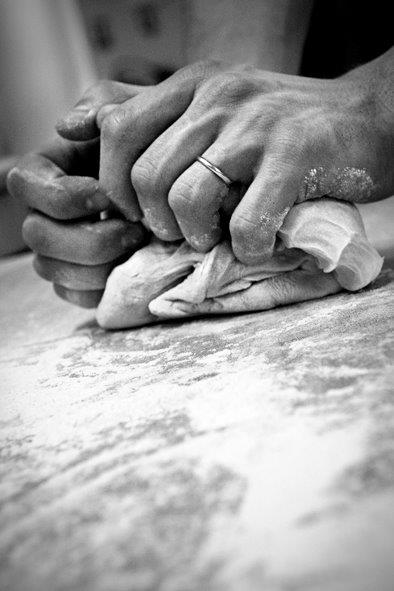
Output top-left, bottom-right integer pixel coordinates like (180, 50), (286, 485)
(197, 58), (223, 71)
(168, 177), (198, 214)
(101, 107), (129, 142)
(230, 211), (261, 242)
(217, 72), (256, 98)
(167, 60), (224, 97)
(82, 220), (127, 263)
(254, 76), (275, 95)
(230, 211), (274, 262)
(43, 185), (69, 220)
(22, 215), (45, 251)
(131, 158), (158, 196)
(194, 59), (223, 77)
(179, 60), (223, 81)
(83, 229), (107, 261)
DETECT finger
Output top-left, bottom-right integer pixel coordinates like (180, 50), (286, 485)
(220, 183), (245, 230)
(56, 80), (146, 141)
(96, 104), (118, 128)
(230, 150), (304, 264)
(53, 284), (103, 309)
(33, 255), (115, 290)
(39, 137), (101, 178)
(131, 114), (217, 241)
(7, 136), (109, 219)
(0, 156), (19, 191)
(99, 79), (196, 221)
(8, 154), (109, 219)
(168, 142), (246, 252)
(23, 212), (147, 265)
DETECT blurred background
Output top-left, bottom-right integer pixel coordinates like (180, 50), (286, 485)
(0, 0), (393, 257)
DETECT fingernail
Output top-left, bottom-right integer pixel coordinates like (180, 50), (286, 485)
(56, 111), (83, 128)
(56, 107), (95, 130)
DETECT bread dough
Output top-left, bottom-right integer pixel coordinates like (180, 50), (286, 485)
(97, 199), (383, 329)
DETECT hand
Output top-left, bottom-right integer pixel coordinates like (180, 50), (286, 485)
(7, 80), (149, 308)
(0, 156), (19, 192)
(92, 50), (394, 264)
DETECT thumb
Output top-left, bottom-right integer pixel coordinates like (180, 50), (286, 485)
(56, 80), (147, 141)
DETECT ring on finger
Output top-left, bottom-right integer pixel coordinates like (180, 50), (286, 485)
(196, 156), (232, 186)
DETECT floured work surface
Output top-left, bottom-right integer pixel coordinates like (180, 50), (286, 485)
(1, 253), (394, 591)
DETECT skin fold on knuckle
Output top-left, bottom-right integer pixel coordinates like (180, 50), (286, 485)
(42, 181), (76, 220)
(131, 159), (158, 198)
(188, 225), (220, 252)
(100, 107), (131, 145)
(173, 60), (223, 88)
(168, 177), (199, 217)
(83, 220), (146, 263)
(230, 213), (273, 263)
(16, 176), (71, 221)
(141, 204), (181, 241)
(81, 222), (121, 264)
(33, 255), (111, 290)
(168, 181), (218, 248)
(188, 230), (219, 253)
(22, 215), (49, 253)
(215, 72), (261, 107)
(8, 154), (88, 219)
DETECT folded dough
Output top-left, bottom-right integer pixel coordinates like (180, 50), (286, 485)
(97, 199), (383, 329)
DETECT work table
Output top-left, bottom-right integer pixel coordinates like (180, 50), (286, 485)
(1, 252), (394, 591)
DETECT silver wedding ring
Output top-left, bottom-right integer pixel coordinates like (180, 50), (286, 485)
(196, 156), (232, 186)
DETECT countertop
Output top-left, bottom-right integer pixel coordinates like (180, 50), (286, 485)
(1, 252), (394, 591)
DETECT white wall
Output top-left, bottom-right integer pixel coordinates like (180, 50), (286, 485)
(0, 0), (97, 154)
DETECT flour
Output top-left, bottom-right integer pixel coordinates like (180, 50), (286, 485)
(300, 167), (375, 203)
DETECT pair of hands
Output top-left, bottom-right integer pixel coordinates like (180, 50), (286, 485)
(7, 52), (394, 307)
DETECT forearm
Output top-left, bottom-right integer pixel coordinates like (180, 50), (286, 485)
(339, 47), (394, 198)
(186, 0), (314, 73)
(372, 47), (394, 130)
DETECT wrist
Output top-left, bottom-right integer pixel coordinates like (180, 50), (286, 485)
(342, 48), (394, 132)
(373, 48), (394, 133)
